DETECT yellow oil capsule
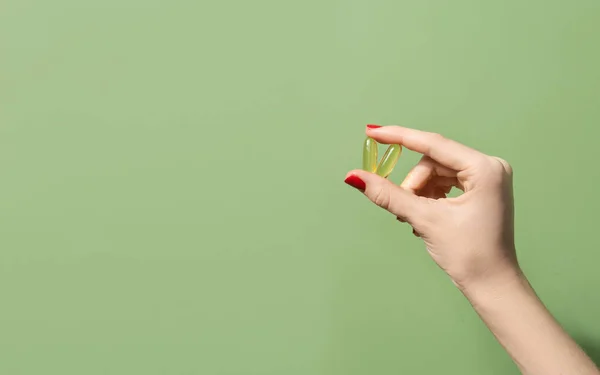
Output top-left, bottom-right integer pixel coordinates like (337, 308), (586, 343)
(362, 136), (378, 173)
(375, 144), (402, 178)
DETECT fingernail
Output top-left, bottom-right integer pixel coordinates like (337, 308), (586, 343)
(366, 124), (382, 129)
(344, 174), (366, 191)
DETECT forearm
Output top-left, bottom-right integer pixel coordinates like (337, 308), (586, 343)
(462, 265), (599, 375)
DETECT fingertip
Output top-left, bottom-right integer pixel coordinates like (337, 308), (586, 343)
(365, 124), (389, 137)
(400, 168), (430, 193)
(345, 169), (366, 180)
(344, 171), (367, 191)
(366, 124), (407, 133)
(399, 173), (415, 191)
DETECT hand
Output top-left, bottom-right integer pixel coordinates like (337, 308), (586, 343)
(344, 125), (518, 289)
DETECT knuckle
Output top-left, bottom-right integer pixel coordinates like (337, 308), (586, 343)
(427, 132), (445, 142)
(372, 185), (392, 210)
(422, 132), (446, 156)
(495, 157), (513, 175)
(409, 197), (436, 226)
(490, 156), (513, 176)
(481, 156), (513, 186)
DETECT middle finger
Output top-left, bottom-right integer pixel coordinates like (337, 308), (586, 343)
(400, 155), (456, 194)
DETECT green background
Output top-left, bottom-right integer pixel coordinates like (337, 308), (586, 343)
(2, 0), (599, 374)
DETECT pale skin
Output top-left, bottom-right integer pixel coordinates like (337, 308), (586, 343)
(344, 125), (599, 375)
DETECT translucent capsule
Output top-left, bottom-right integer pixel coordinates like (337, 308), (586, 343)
(375, 144), (402, 178)
(362, 137), (378, 172)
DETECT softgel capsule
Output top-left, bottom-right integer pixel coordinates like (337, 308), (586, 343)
(362, 137), (402, 178)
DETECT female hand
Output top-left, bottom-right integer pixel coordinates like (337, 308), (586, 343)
(344, 125), (519, 290)
(345, 125), (600, 375)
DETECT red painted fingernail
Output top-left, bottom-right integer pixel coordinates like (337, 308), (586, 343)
(366, 124), (382, 129)
(344, 174), (366, 191)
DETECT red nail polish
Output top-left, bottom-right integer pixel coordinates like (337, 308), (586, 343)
(344, 175), (366, 191)
(367, 124), (382, 129)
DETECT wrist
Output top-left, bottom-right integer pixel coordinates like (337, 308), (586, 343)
(457, 263), (530, 307)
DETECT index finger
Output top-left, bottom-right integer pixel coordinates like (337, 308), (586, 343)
(366, 125), (485, 171)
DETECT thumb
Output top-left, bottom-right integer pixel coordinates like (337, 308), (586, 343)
(344, 170), (425, 223)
